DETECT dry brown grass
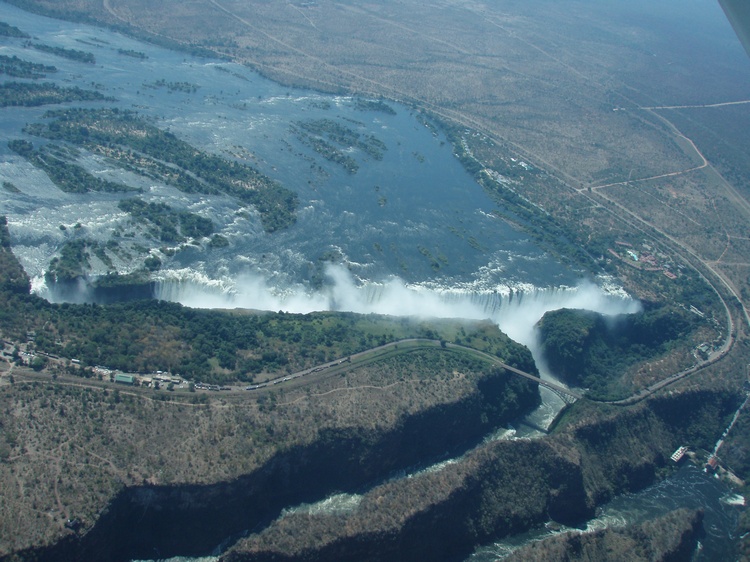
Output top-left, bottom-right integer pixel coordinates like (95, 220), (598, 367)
(0, 349), (500, 554)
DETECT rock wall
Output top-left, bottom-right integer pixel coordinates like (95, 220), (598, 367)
(221, 389), (738, 562)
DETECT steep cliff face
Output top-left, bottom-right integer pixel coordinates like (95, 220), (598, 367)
(3, 376), (738, 562)
(43, 277), (156, 304)
(4, 366), (539, 562)
(224, 439), (590, 562)
(536, 305), (699, 399)
(570, 388), (740, 506)
(221, 388), (737, 562)
(0, 217), (31, 296)
(1, 219), (546, 560)
(502, 508), (704, 562)
(1, 218), (737, 561)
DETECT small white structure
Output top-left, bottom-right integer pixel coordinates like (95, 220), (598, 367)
(671, 446), (688, 463)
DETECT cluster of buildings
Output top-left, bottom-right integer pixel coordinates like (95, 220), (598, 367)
(671, 446), (722, 476)
(94, 367), (185, 388)
(14, 350), (34, 365)
(670, 446), (688, 463)
(607, 240), (680, 279)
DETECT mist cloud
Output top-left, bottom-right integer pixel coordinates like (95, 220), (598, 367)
(155, 264), (641, 351)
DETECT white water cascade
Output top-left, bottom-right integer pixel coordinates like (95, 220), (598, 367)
(154, 264), (641, 353)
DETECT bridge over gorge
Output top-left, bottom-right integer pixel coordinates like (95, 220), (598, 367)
(256, 339), (583, 404)
(444, 342), (582, 404)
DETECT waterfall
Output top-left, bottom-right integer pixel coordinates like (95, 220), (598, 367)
(153, 265), (640, 353)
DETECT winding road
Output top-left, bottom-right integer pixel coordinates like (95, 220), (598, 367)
(7, 338), (583, 404)
(253, 338), (582, 402)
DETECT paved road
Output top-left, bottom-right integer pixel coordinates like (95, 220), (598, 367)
(249, 338), (582, 401)
(8, 334), (711, 407)
(443, 342), (582, 401)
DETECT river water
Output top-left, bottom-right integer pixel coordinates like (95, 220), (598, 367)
(128, 463), (743, 562)
(469, 464), (742, 561)
(0, 2), (578, 294)
(1, 4), (743, 561)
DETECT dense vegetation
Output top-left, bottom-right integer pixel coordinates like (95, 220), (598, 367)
(0, 20), (30, 38)
(0, 54), (56, 79)
(298, 119), (387, 160)
(46, 239), (95, 282)
(0, 373), (737, 561)
(292, 118), (387, 174)
(142, 79), (198, 93)
(354, 98), (396, 115)
(23, 108), (297, 232)
(0, 217), (528, 384)
(538, 305), (699, 399)
(44, 236), (125, 282)
(117, 48), (147, 60)
(118, 198), (215, 244)
(0, 345), (543, 559)
(0, 4), (745, 560)
(503, 508), (703, 562)
(225, 388), (739, 562)
(29, 42), (95, 63)
(8, 139), (135, 193)
(34, 303), (524, 384)
(0, 81), (110, 107)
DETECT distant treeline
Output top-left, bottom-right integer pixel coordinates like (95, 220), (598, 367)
(2, 0), (226, 59)
(354, 98), (397, 115)
(0, 81), (111, 107)
(29, 42), (95, 63)
(117, 48), (147, 60)
(0, 21), (30, 38)
(0, 54), (56, 79)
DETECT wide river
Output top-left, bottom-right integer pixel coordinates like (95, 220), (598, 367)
(0, 3), (743, 561)
(0, 2), (578, 294)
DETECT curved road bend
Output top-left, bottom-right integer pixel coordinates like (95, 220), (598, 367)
(11, 339), (579, 401)
(110, 0), (747, 404)
(258, 338), (582, 401)
(10, 336), (707, 407)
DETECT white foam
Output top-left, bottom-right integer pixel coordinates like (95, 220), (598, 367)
(153, 264), (639, 352)
(282, 492), (362, 517)
(721, 494), (746, 506)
